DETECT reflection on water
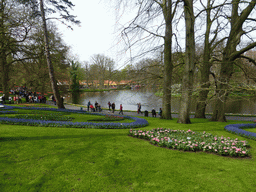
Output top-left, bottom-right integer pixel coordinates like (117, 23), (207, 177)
(65, 90), (256, 114)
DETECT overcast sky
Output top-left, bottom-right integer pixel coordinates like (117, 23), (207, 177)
(56, 0), (128, 69)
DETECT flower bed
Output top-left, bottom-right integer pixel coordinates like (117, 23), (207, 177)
(224, 123), (256, 140)
(0, 110), (16, 114)
(0, 106), (148, 129)
(129, 128), (251, 157)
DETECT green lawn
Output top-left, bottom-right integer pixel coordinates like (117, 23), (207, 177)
(243, 128), (256, 133)
(1, 114), (256, 191)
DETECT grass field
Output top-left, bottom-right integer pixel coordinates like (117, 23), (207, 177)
(1, 109), (256, 191)
(244, 128), (256, 133)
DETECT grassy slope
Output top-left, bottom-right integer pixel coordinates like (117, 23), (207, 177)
(0, 117), (256, 191)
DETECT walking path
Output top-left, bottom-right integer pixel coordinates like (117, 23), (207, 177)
(47, 101), (256, 122)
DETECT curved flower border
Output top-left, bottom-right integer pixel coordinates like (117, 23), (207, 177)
(0, 106), (148, 129)
(224, 123), (256, 140)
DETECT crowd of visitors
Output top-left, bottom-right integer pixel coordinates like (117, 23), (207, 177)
(0, 87), (47, 104)
(87, 100), (102, 112)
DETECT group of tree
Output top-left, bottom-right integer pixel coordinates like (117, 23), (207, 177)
(115, 0), (256, 123)
(1, 0), (256, 119)
(0, 0), (80, 109)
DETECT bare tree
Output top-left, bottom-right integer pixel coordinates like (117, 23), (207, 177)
(116, 0), (181, 119)
(177, 0), (195, 124)
(211, 0), (256, 122)
(91, 54), (115, 89)
(194, 0), (227, 118)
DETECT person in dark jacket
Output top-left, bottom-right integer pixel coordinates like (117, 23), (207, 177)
(152, 108), (156, 117)
(159, 108), (162, 117)
(95, 101), (98, 112)
(112, 102), (115, 113)
(87, 101), (91, 111)
(108, 101), (111, 111)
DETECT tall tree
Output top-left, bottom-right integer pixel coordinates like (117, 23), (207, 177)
(158, 0), (174, 119)
(211, 0), (256, 122)
(177, 0), (195, 124)
(0, 0), (31, 99)
(117, 0), (180, 119)
(194, 0), (224, 118)
(19, 0), (80, 108)
(39, 0), (63, 108)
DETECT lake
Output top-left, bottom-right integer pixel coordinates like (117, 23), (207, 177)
(64, 89), (256, 114)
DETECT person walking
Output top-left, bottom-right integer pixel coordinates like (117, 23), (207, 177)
(108, 101), (111, 111)
(112, 102), (115, 113)
(119, 104), (123, 115)
(152, 108), (156, 117)
(138, 103), (142, 114)
(87, 100), (91, 111)
(95, 101), (98, 112)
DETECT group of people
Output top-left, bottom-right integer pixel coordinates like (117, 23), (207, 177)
(0, 91), (47, 104)
(85, 100), (163, 117)
(87, 101), (102, 112)
(0, 94), (14, 104)
(108, 101), (123, 114)
(137, 103), (162, 117)
(151, 108), (162, 118)
(27, 93), (47, 103)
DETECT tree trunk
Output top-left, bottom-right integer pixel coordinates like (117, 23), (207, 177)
(195, 57), (211, 119)
(161, 0), (173, 119)
(40, 0), (65, 109)
(0, 52), (10, 99)
(195, 0), (212, 118)
(0, 0), (9, 99)
(177, 0), (195, 124)
(211, 58), (233, 122)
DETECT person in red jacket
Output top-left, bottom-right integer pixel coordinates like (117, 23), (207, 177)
(119, 104), (123, 115)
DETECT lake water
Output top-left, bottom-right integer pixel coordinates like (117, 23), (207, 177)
(64, 90), (256, 114)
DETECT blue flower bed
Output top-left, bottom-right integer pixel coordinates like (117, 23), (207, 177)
(0, 106), (149, 129)
(224, 123), (256, 140)
(0, 110), (16, 114)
